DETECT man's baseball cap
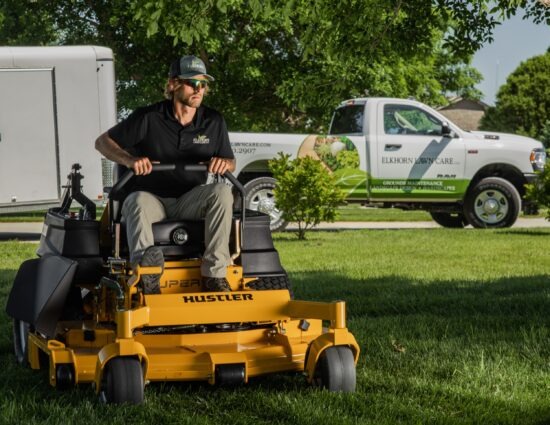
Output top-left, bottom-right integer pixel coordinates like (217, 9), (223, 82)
(169, 55), (214, 81)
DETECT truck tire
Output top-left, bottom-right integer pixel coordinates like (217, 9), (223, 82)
(429, 212), (467, 228)
(463, 177), (521, 228)
(244, 177), (287, 231)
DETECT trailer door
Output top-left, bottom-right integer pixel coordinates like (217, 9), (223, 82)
(0, 69), (59, 205)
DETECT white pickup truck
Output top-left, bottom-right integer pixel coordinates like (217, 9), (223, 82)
(230, 97), (546, 230)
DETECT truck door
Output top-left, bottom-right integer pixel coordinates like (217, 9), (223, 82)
(372, 102), (466, 201)
(0, 69), (59, 206)
(327, 102), (368, 200)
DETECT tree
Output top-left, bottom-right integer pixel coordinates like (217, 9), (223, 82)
(541, 120), (550, 148)
(0, 0), (56, 45)
(2, 1), (547, 131)
(480, 50), (550, 142)
(269, 153), (345, 240)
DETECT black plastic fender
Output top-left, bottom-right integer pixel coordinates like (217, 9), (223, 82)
(6, 255), (77, 338)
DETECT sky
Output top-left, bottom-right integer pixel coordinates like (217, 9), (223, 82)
(472, 12), (550, 105)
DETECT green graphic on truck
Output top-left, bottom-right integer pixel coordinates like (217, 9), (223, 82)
(297, 135), (367, 198)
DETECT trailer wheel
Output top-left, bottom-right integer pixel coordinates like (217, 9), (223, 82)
(244, 177), (287, 232)
(463, 177), (521, 228)
(13, 319), (29, 367)
(429, 212), (466, 228)
(247, 275), (293, 298)
(313, 346), (356, 392)
(100, 357), (144, 404)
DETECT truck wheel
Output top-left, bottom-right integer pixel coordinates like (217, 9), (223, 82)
(13, 319), (29, 367)
(313, 346), (356, 392)
(100, 357), (144, 404)
(244, 177), (287, 231)
(429, 212), (466, 228)
(463, 177), (521, 228)
(246, 275), (294, 298)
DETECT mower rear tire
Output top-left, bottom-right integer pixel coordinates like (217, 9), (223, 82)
(247, 275), (293, 298)
(13, 319), (29, 367)
(314, 346), (356, 392)
(101, 357), (144, 404)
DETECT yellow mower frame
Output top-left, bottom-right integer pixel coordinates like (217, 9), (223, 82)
(26, 262), (359, 395)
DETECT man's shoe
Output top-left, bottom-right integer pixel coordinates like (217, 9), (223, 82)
(201, 277), (231, 292)
(139, 246), (164, 294)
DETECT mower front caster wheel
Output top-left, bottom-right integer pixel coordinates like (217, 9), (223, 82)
(56, 364), (75, 390)
(314, 346), (356, 392)
(100, 357), (144, 404)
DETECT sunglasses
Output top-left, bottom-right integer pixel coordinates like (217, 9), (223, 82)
(178, 78), (209, 90)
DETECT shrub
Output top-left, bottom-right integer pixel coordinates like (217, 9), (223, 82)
(526, 165), (550, 220)
(269, 153), (345, 239)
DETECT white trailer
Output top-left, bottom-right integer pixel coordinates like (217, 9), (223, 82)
(0, 46), (116, 213)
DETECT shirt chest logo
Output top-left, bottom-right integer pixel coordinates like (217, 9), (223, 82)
(193, 134), (210, 144)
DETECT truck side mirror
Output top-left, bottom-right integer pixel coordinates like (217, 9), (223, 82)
(441, 122), (453, 138)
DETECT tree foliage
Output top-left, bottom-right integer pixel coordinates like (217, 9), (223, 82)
(541, 120), (550, 148)
(480, 50), (550, 143)
(269, 153), (345, 239)
(1, 0), (547, 131)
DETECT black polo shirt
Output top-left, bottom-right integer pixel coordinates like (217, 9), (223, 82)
(108, 100), (234, 198)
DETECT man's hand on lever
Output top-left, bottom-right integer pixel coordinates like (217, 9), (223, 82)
(208, 157), (235, 175)
(131, 157), (154, 175)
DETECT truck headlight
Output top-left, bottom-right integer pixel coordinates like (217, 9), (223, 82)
(530, 148), (546, 172)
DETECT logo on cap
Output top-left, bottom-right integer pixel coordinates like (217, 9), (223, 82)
(170, 55), (214, 81)
(190, 58), (205, 71)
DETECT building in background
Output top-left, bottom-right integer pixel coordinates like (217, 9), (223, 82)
(437, 97), (489, 131)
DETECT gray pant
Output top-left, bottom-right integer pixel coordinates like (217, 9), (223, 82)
(121, 183), (233, 278)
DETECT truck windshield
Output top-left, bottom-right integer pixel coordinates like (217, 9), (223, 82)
(329, 105), (364, 135)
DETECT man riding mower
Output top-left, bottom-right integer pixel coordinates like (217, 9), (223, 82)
(6, 163), (359, 404)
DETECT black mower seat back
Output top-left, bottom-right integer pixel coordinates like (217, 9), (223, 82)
(115, 219), (206, 260)
(109, 163), (207, 260)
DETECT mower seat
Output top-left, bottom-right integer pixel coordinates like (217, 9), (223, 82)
(110, 164), (210, 260)
(116, 219), (206, 260)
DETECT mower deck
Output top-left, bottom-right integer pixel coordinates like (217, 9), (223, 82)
(27, 290), (359, 389)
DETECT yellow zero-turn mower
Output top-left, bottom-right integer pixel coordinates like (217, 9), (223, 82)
(6, 163), (359, 404)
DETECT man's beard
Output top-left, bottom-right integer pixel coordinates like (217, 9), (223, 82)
(175, 90), (202, 108)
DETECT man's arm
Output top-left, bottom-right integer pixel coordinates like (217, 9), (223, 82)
(95, 132), (153, 175)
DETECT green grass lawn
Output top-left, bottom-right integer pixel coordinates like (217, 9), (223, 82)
(0, 204), (544, 223)
(335, 204), (546, 222)
(1, 228), (550, 424)
(335, 204), (432, 221)
(0, 207), (104, 223)
(0, 211), (48, 222)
